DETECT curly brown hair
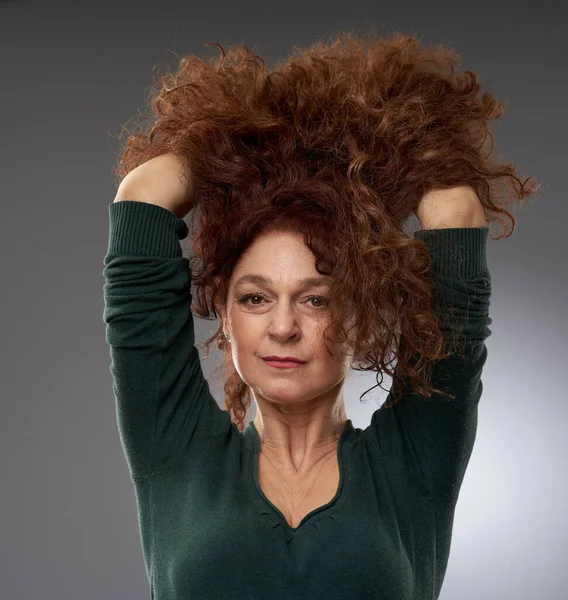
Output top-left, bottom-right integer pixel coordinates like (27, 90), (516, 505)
(113, 30), (537, 432)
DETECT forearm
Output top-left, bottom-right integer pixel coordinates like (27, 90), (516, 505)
(416, 185), (487, 229)
(113, 153), (196, 220)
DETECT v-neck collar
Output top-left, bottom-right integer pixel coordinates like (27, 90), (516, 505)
(244, 419), (354, 533)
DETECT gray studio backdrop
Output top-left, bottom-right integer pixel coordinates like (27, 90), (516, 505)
(1, 0), (565, 598)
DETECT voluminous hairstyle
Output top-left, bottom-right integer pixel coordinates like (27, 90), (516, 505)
(114, 30), (538, 432)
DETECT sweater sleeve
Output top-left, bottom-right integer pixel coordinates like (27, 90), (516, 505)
(102, 200), (231, 480)
(368, 226), (492, 505)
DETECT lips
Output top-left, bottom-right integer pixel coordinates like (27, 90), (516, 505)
(261, 356), (306, 364)
(262, 358), (305, 369)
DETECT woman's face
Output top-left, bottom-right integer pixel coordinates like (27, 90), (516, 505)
(222, 229), (353, 409)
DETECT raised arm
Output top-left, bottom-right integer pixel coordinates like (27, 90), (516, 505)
(103, 157), (231, 480)
(369, 190), (492, 504)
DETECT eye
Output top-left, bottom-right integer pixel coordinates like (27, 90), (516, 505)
(237, 293), (329, 309)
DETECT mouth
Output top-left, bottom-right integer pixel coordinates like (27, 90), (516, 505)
(261, 358), (306, 369)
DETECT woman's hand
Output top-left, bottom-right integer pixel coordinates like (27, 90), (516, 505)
(113, 152), (196, 219)
(416, 185), (487, 229)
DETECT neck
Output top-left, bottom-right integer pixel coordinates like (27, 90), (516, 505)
(252, 399), (348, 474)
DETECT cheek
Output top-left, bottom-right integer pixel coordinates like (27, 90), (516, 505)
(323, 340), (354, 378)
(308, 341), (352, 379)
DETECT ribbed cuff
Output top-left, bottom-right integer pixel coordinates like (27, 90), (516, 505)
(413, 226), (489, 280)
(107, 201), (189, 258)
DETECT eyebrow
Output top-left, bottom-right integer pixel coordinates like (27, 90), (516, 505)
(234, 274), (332, 290)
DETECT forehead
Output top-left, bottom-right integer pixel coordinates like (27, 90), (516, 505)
(233, 273), (332, 289)
(236, 231), (308, 265)
(230, 230), (329, 288)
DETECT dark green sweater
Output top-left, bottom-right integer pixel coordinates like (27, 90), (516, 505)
(103, 200), (492, 600)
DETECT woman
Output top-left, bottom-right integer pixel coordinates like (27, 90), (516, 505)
(103, 32), (536, 600)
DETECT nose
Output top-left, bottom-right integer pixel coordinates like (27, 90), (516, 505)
(267, 305), (302, 341)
